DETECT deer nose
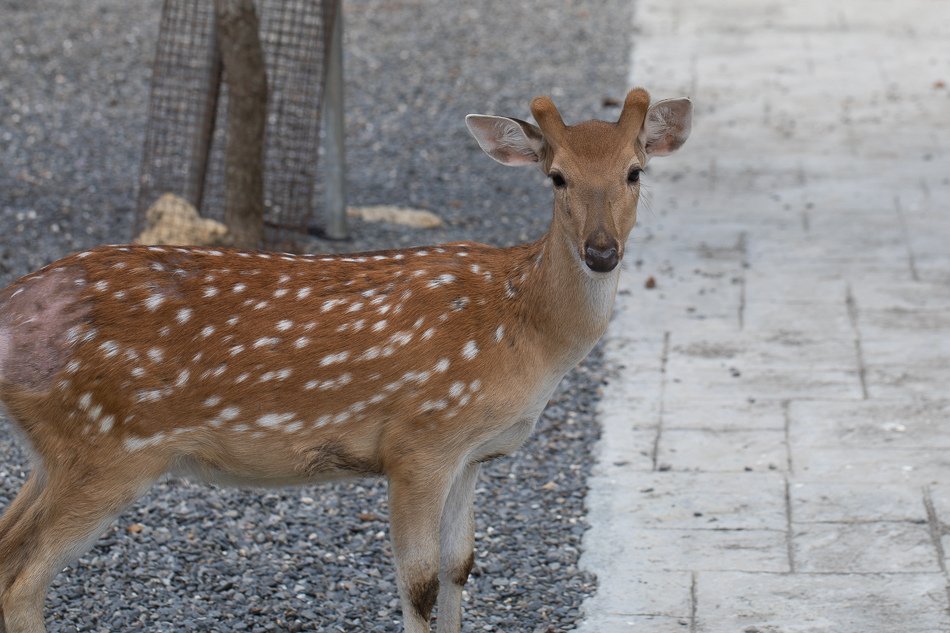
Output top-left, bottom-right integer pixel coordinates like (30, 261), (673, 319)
(583, 242), (619, 273)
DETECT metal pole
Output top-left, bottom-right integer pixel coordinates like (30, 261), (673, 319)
(322, 0), (348, 240)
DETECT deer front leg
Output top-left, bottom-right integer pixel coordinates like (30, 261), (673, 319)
(388, 467), (454, 633)
(435, 462), (479, 633)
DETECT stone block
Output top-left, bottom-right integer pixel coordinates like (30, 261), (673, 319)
(657, 429), (787, 473)
(696, 571), (950, 633)
(792, 522), (938, 573)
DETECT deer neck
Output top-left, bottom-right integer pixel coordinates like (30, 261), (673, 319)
(515, 228), (621, 366)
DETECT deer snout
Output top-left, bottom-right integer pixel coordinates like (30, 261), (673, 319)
(583, 239), (620, 273)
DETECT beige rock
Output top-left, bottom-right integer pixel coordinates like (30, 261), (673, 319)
(135, 193), (230, 246)
(347, 205), (443, 229)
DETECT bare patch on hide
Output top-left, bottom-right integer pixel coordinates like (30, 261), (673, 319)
(0, 267), (91, 390)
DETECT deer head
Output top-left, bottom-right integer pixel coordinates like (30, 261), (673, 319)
(465, 88), (692, 273)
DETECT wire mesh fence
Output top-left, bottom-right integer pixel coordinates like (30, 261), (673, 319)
(135, 0), (339, 251)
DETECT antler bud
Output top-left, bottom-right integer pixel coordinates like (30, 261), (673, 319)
(617, 87), (651, 135)
(530, 96), (567, 145)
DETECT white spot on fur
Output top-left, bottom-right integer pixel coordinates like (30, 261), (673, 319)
(229, 344), (245, 356)
(320, 351), (350, 366)
(276, 319), (293, 331)
(145, 294), (165, 311)
(201, 325), (215, 338)
(220, 406), (241, 420)
(257, 412), (295, 428)
(176, 308), (193, 324)
(253, 337), (279, 348)
(359, 346), (381, 361)
(204, 396), (222, 407)
(297, 287), (311, 300)
(462, 340), (479, 360)
(421, 327), (436, 341)
(233, 283), (246, 293)
(99, 415), (115, 433)
(124, 433), (166, 452)
(274, 288), (289, 298)
(449, 381), (465, 398)
(135, 389), (164, 403)
(147, 347), (164, 363)
(99, 340), (119, 358)
(419, 399), (448, 413)
(65, 360), (81, 374)
(94, 280), (109, 292)
(495, 325), (505, 342)
(427, 274), (456, 289)
(390, 331), (412, 346)
(203, 287), (219, 298)
(372, 320), (388, 333)
(175, 369), (190, 387)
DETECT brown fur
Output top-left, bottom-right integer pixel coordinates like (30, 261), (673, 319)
(452, 552), (475, 587)
(409, 575), (440, 621)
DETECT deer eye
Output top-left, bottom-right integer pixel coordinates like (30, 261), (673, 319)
(627, 168), (642, 184)
(549, 172), (567, 189)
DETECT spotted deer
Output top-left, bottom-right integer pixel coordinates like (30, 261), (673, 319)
(0, 89), (690, 633)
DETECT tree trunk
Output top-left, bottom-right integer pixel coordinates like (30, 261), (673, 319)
(214, 0), (267, 249)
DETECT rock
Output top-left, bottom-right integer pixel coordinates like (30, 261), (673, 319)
(135, 193), (230, 246)
(346, 205), (443, 229)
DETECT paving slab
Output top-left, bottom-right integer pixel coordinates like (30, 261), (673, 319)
(623, 528), (789, 573)
(656, 429), (788, 473)
(792, 522), (938, 573)
(695, 572), (950, 633)
(790, 481), (928, 523)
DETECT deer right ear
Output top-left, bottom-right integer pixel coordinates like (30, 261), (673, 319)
(465, 115), (544, 167)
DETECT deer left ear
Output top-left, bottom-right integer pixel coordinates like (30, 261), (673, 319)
(465, 115), (544, 167)
(639, 98), (692, 159)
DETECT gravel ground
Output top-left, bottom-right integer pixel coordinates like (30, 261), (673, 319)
(0, 1), (631, 630)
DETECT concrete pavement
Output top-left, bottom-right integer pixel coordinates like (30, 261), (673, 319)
(577, 0), (950, 631)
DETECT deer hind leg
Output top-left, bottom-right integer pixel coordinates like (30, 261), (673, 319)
(435, 463), (479, 633)
(0, 471), (47, 633)
(387, 465), (457, 633)
(0, 461), (163, 633)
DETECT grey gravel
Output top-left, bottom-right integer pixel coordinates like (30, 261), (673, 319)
(0, 0), (631, 630)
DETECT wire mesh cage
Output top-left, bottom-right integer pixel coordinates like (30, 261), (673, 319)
(135, 0), (339, 251)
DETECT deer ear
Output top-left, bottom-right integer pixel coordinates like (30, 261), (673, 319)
(639, 98), (692, 159)
(465, 115), (544, 167)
